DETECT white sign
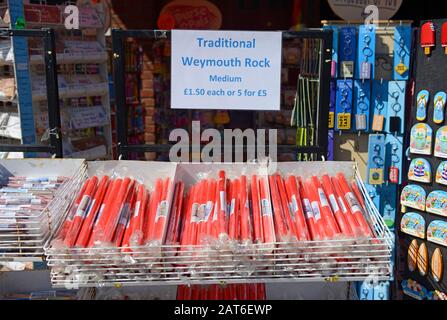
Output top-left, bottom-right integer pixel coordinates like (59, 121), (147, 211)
(171, 30), (282, 110)
(327, 0), (403, 21)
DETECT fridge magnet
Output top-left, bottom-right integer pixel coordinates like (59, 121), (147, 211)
(401, 212), (425, 239)
(433, 92), (446, 124)
(426, 190), (447, 217)
(408, 239), (419, 272)
(431, 248), (443, 282)
(410, 123), (432, 155)
(417, 242), (428, 276)
(435, 126), (447, 158)
(401, 279), (428, 300)
(408, 158), (431, 183)
(435, 161), (447, 185)
(416, 90), (429, 121)
(401, 185), (426, 211)
(427, 220), (447, 248)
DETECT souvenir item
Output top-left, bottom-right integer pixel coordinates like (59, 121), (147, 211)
(433, 92), (446, 124)
(367, 136), (385, 185)
(401, 279), (428, 300)
(354, 80), (370, 132)
(417, 242), (428, 276)
(421, 21), (436, 56)
(340, 27), (356, 78)
(336, 80), (353, 131)
(428, 290), (447, 300)
(408, 239), (419, 272)
(400, 212), (425, 239)
(388, 84), (404, 133)
(372, 81), (388, 132)
(400, 185), (426, 211)
(427, 220), (447, 247)
(431, 248), (443, 282)
(394, 26), (411, 79)
(410, 123), (432, 155)
(442, 22), (447, 55)
(408, 158), (431, 183)
(435, 161), (447, 185)
(388, 143), (401, 184)
(426, 190), (447, 217)
(435, 126), (447, 158)
(357, 25), (375, 80)
(416, 90), (429, 122)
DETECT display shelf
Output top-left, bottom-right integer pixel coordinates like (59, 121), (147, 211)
(44, 161), (393, 289)
(2, 1), (112, 160)
(32, 83), (109, 101)
(0, 159), (86, 263)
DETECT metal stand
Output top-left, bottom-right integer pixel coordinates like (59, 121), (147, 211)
(111, 29), (332, 161)
(0, 28), (62, 158)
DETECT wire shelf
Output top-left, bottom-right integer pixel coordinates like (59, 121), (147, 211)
(44, 163), (394, 288)
(0, 160), (87, 262)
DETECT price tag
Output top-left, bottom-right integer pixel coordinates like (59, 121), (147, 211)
(337, 113), (351, 130)
(369, 168), (384, 185)
(329, 111), (335, 129)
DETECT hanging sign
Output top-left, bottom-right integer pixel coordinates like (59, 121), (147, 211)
(159, 0), (222, 30)
(171, 30), (282, 110)
(327, 0), (403, 21)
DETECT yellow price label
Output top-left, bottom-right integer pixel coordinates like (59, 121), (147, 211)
(337, 113), (351, 130)
(328, 111), (335, 129)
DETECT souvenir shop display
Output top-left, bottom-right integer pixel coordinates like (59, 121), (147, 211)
(399, 18), (447, 300)
(0, 159), (85, 266)
(44, 161), (392, 288)
(323, 21), (411, 248)
(0, 1), (112, 159)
